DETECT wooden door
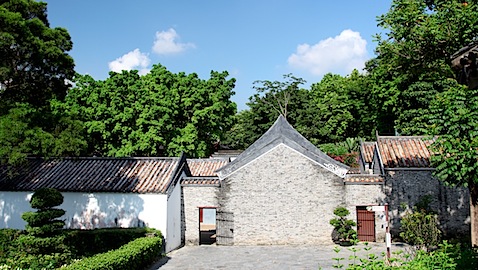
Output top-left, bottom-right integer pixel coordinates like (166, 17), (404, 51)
(356, 206), (375, 242)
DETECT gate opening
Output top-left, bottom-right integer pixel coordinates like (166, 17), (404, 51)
(199, 207), (216, 245)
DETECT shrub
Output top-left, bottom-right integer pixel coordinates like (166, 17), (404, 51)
(330, 206), (357, 243)
(16, 188), (69, 269)
(400, 196), (441, 251)
(62, 236), (163, 270)
(331, 241), (477, 270)
(22, 188), (65, 237)
(64, 227), (163, 258)
(0, 229), (22, 263)
(30, 188), (64, 210)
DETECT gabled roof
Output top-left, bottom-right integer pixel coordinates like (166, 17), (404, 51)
(360, 142), (376, 164)
(186, 158), (228, 177)
(0, 156), (186, 194)
(216, 115), (349, 179)
(377, 135), (434, 168)
(181, 158), (226, 187)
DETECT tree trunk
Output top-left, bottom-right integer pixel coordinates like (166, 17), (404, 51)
(470, 181), (478, 247)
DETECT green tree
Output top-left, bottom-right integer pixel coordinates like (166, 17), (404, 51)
(0, 0), (85, 165)
(310, 70), (375, 143)
(59, 65), (236, 158)
(368, 0), (478, 135)
(0, 0), (74, 112)
(222, 74), (312, 149)
(17, 188), (69, 268)
(428, 83), (478, 247)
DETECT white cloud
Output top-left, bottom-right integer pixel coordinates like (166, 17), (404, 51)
(287, 29), (368, 76)
(108, 49), (151, 75)
(152, 28), (195, 55)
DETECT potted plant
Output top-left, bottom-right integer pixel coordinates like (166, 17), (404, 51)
(330, 206), (357, 246)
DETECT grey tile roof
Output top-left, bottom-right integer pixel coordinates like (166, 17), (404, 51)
(186, 158), (228, 177)
(216, 115), (349, 179)
(0, 157), (185, 193)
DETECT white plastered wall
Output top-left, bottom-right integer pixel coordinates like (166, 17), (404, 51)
(0, 191), (168, 237)
(166, 181), (182, 252)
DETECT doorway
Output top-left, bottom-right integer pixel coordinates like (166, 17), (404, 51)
(356, 206), (376, 242)
(199, 207), (216, 245)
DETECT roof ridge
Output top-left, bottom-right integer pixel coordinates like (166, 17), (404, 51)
(26, 157), (180, 160)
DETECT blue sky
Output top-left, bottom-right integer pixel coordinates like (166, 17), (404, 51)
(44, 0), (392, 110)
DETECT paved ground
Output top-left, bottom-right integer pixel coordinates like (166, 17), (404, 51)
(147, 242), (410, 270)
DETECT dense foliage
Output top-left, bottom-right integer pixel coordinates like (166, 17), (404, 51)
(223, 71), (374, 150)
(55, 65), (236, 158)
(0, 0), (86, 165)
(367, 0), (478, 135)
(399, 196), (442, 250)
(64, 228), (162, 258)
(0, 227), (162, 269)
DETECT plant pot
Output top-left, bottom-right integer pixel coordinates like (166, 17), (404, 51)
(339, 240), (353, 246)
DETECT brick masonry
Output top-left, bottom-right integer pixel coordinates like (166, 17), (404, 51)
(183, 186), (219, 245)
(383, 170), (470, 238)
(217, 144), (348, 245)
(182, 149), (470, 246)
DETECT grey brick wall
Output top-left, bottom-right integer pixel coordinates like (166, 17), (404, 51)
(217, 144), (346, 245)
(384, 170), (470, 238)
(183, 186), (219, 245)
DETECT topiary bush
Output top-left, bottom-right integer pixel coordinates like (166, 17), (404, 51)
(330, 206), (357, 244)
(22, 188), (66, 237)
(15, 188), (69, 268)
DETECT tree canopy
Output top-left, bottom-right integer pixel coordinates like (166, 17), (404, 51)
(367, 0), (478, 135)
(0, 0), (74, 112)
(0, 0), (85, 165)
(57, 65), (236, 158)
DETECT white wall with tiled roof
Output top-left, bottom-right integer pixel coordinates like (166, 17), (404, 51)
(0, 189), (185, 252)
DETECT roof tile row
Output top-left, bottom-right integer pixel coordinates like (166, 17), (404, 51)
(377, 136), (434, 168)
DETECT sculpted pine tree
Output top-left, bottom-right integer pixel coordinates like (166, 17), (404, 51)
(20, 188), (67, 255)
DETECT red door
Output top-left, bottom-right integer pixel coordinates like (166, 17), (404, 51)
(356, 206), (376, 242)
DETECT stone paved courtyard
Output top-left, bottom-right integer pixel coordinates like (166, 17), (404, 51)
(147, 242), (410, 270)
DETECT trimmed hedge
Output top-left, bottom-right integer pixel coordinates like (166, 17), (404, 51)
(64, 227), (162, 257)
(0, 229), (22, 263)
(62, 236), (162, 270)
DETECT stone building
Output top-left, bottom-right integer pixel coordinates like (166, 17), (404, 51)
(181, 117), (470, 246)
(183, 116), (387, 245)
